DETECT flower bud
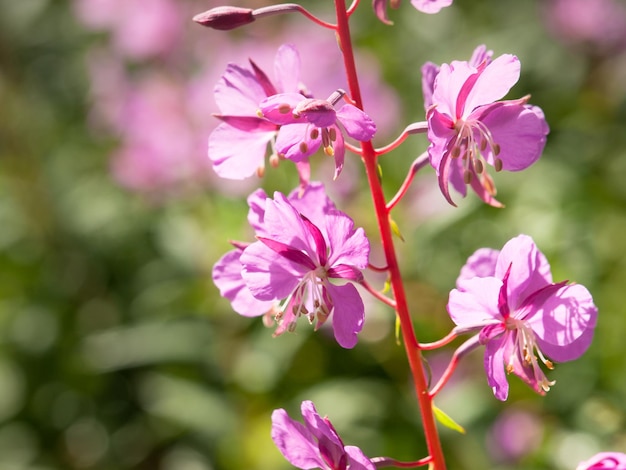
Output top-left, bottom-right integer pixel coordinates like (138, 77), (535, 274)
(193, 6), (254, 31)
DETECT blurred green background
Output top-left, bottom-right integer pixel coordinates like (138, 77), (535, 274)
(1, 0), (625, 468)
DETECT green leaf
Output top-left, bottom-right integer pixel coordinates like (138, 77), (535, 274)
(433, 403), (466, 434)
(389, 217), (405, 242)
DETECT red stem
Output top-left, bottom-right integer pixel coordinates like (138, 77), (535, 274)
(332, 2), (446, 468)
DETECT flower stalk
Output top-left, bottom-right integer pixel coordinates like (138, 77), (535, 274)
(333, 0), (446, 467)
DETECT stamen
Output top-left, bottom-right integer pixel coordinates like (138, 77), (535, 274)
(299, 142), (308, 153)
(269, 154), (280, 168)
(463, 169), (472, 184)
(324, 146), (334, 157)
(494, 158), (503, 172)
(451, 146), (461, 158)
(474, 159), (484, 174)
(322, 128), (330, 148)
(256, 166), (265, 178)
(278, 104), (291, 114)
(329, 127), (337, 142)
(310, 128), (319, 140)
(493, 143), (501, 156)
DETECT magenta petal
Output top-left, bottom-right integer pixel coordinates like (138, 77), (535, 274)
(274, 43), (302, 94)
(410, 0), (453, 14)
(332, 129), (345, 180)
(345, 446), (376, 470)
(457, 248), (500, 289)
(214, 64), (268, 115)
(461, 54), (521, 115)
(326, 282), (364, 349)
(372, 0), (393, 25)
(246, 189), (269, 233)
(495, 235), (552, 308)
(287, 181), (336, 229)
(275, 123), (321, 162)
(577, 452), (626, 470)
(426, 108), (456, 169)
(324, 212), (369, 270)
(479, 103), (548, 171)
(529, 283), (598, 361)
(260, 93), (306, 124)
(240, 242), (303, 300)
(212, 250), (274, 317)
(447, 277), (502, 327)
(271, 409), (325, 469)
(421, 61), (440, 110)
(300, 401), (344, 451)
(485, 334), (510, 401)
(336, 104), (376, 141)
(208, 123), (274, 179)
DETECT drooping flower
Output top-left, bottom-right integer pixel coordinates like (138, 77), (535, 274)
(576, 452), (626, 470)
(208, 44), (310, 180)
(238, 187), (370, 348)
(425, 47), (549, 207)
(373, 0), (452, 25)
(447, 235), (597, 400)
(272, 400), (375, 470)
(259, 90), (376, 179)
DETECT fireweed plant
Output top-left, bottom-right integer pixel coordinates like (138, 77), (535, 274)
(197, 1), (605, 469)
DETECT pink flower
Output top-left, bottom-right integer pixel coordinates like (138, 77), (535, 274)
(238, 187), (370, 348)
(259, 91), (376, 179)
(426, 47), (549, 207)
(272, 401), (375, 470)
(576, 452), (626, 470)
(208, 44), (308, 180)
(373, 0), (452, 25)
(447, 235), (597, 400)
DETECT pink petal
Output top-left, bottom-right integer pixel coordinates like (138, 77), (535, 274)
(478, 103), (549, 171)
(326, 282), (365, 349)
(345, 446), (376, 470)
(410, 0), (453, 14)
(208, 123), (274, 179)
(275, 123), (321, 162)
(271, 409), (325, 469)
(528, 283), (598, 362)
(457, 247), (500, 289)
(372, 0), (393, 25)
(332, 128), (345, 180)
(336, 104), (377, 141)
(212, 250), (274, 317)
(447, 277), (502, 327)
(495, 235), (552, 308)
(421, 61), (440, 110)
(274, 44), (302, 93)
(214, 64), (268, 115)
(485, 334), (510, 400)
(461, 54), (521, 116)
(260, 93), (306, 125)
(324, 212), (370, 269)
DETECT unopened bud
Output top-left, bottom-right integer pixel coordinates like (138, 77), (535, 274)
(193, 6), (255, 31)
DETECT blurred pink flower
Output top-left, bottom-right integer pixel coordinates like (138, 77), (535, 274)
(487, 407), (543, 463)
(542, 0), (626, 56)
(73, 0), (183, 59)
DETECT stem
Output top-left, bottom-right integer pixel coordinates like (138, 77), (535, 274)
(419, 329), (457, 351)
(371, 456), (432, 468)
(429, 336), (480, 397)
(254, 3), (336, 29)
(375, 121), (428, 155)
(333, 2), (446, 468)
(386, 151), (429, 212)
(360, 279), (397, 309)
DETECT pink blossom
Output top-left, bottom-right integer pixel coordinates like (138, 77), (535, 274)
(272, 401), (375, 470)
(373, 0), (452, 25)
(576, 452), (626, 470)
(447, 235), (597, 400)
(259, 92), (376, 179)
(208, 44), (308, 180)
(236, 186), (370, 348)
(426, 47), (549, 207)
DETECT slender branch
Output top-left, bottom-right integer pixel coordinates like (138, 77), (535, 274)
(360, 279), (397, 308)
(333, 2), (446, 468)
(375, 121), (428, 155)
(419, 329), (458, 351)
(368, 262), (389, 272)
(346, 0), (361, 16)
(372, 455), (432, 468)
(254, 3), (337, 29)
(386, 151), (429, 212)
(345, 141), (363, 155)
(429, 336), (480, 398)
